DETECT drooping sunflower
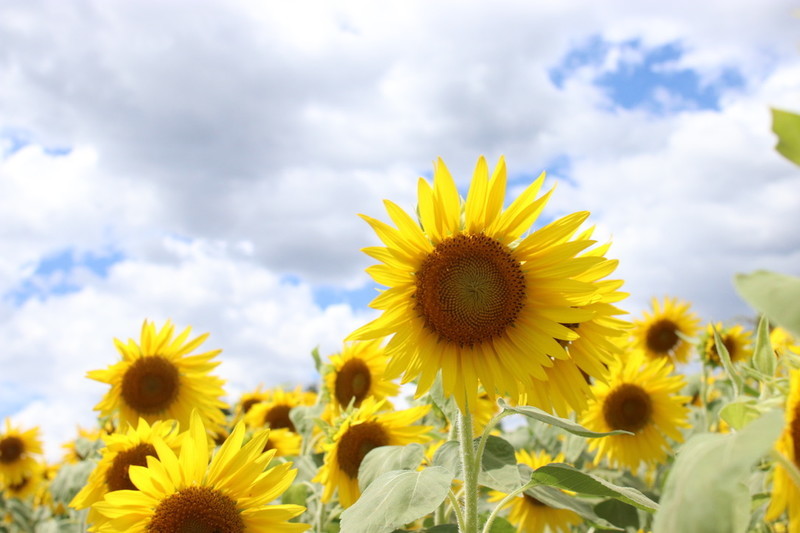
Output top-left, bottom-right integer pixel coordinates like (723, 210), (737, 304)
(348, 156), (619, 411)
(244, 386), (316, 433)
(580, 352), (690, 470)
(88, 320), (228, 435)
(632, 297), (700, 364)
(70, 419), (183, 529)
(488, 450), (582, 533)
(702, 322), (753, 367)
(315, 397), (431, 508)
(323, 339), (400, 416)
(0, 419), (43, 486)
(767, 369), (800, 531)
(91, 411), (308, 533)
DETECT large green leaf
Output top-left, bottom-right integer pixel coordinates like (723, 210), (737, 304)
(358, 444), (427, 491)
(772, 108), (800, 166)
(719, 399), (762, 431)
(734, 271), (800, 337)
(340, 467), (453, 533)
(652, 410), (784, 533)
(594, 498), (640, 530)
(524, 485), (620, 530)
(497, 398), (631, 438)
(431, 440), (461, 479)
(478, 436), (522, 492)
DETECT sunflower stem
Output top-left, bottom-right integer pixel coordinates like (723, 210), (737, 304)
(448, 489), (467, 531)
(474, 410), (512, 474)
(458, 407), (479, 533)
(481, 481), (535, 533)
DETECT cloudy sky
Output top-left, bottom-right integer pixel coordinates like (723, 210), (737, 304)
(1, 0), (799, 458)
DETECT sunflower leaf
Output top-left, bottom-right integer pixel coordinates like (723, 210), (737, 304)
(772, 108), (800, 166)
(431, 440), (461, 478)
(496, 398), (632, 438)
(523, 484), (621, 530)
(527, 463), (658, 512)
(340, 467), (453, 533)
(719, 399), (762, 431)
(734, 270), (800, 338)
(358, 443), (427, 491)
(652, 409), (784, 533)
(713, 325), (743, 397)
(752, 315), (776, 378)
(478, 435), (522, 492)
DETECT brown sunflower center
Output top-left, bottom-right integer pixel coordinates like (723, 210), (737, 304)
(146, 486), (244, 533)
(0, 436), (24, 464)
(336, 421), (390, 479)
(239, 398), (262, 414)
(121, 356), (180, 415)
(8, 475), (31, 493)
(603, 383), (653, 433)
(646, 319), (680, 354)
(708, 335), (738, 364)
(106, 442), (158, 491)
(523, 493), (548, 507)
(415, 233), (526, 347)
(335, 358), (372, 408)
(264, 405), (295, 432)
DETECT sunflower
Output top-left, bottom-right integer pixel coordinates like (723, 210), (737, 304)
(772, 327), (800, 360)
(702, 322), (753, 367)
(488, 450), (582, 533)
(315, 397), (431, 508)
(262, 428), (302, 458)
(631, 297), (700, 364)
(234, 385), (271, 421)
(70, 418), (183, 529)
(88, 320), (228, 435)
(348, 156), (619, 411)
(323, 339), (400, 417)
(580, 352), (690, 470)
(767, 369), (800, 531)
(244, 386), (316, 433)
(2, 461), (44, 501)
(61, 426), (105, 464)
(0, 419), (43, 486)
(91, 411), (308, 533)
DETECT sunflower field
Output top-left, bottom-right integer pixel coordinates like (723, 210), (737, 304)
(1, 114), (799, 533)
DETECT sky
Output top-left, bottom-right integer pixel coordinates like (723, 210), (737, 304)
(1, 0), (799, 459)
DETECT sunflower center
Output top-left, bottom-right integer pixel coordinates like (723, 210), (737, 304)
(106, 442), (158, 491)
(121, 356), (180, 415)
(147, 486), (244, 533)
(415, 233), (526, 347)
(336, 421), (390, 479)
(335, 358), (372, 408)
(264, 405), (295, 432)
(0, 436), (24, 464)
(603, 384), (653, 433)
(646, 319), (680, 354)
(708, 335), (738, 364)
(240, 398), (262, 414)
(523, 493), (548, 507)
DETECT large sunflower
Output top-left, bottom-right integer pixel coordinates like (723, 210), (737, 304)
(70, 418), (183, 529)
(632, 297), (700, 364)
(488, 450), (583, 533)
(91, 411), (308, 533)
(0, 419), (43, 486)
(323, 339), (400, 416)
(767, 369), (800, 531)
(702, 322), (753, 367)
(348, 156), (618, 411)
(580, 352), (690, 470)
(315, 397), (431, 508)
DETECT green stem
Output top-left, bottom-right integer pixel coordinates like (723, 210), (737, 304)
(458, 407), (478, 533)
(474, 411), (512, 474)
(447, 489), (466, 532)
(700, 360), (710, 431)
(481, 483), (534, 533)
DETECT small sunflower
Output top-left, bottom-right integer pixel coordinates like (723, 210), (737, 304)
(0, 419), (43, 486)
(488, 450), (582, 533)
(323, 339), (400, 415)
(262, 428), (302, 458)
(702, 322), (753, 367)
(234, 385), (271, 421)
(244, 386), (316, 433)
(348, 156), (620, 411)
(632, 297), (700, 364)
(767, 369), (800, 530)
(88, 320), (228, 435)
(772, 327), (800, 360)
(315, 397), (431, 508)
(70, 419), (183, 529)
(61, 426), (104, 464)
(580, 353), (690, 470)
(91, 411), (308, 533)
(2, 461), (45, 501)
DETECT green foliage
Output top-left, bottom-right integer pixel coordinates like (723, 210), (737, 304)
(735, 270), (800, 337)
(358, 444), (426, 491)
(752, 314), (776, 378)
(771, 108), (800, 166)
(496, 398), (632, 438)
(478, 436), (521, 493)
(713, 325), (743, 396)
(524, 485), (620, 530)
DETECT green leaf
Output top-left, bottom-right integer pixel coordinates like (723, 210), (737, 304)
(480, 513), (516, 533)
(524, 485), (621, 530)
(428, 373), (458, 426)
(734, 271), (800, 338)
(48, 460), (96, 504)
(478, 436), (522, 492)
(771, 108), (800, 166)
(311, 346), (323, 372)
(713, 325), (743, 396)
(594, 498), (640, 530)
(652, 410), (784, 533)
(752, 315), (776, 378)
(431, 440), (461, 479)
(529, 463), (658, 512)
(719, 399), (762, 431)
(358, 444), (426, 491)
(289, 403), (325, 440)
(340, 467), (453, 533)
(497, 398), (632, 438)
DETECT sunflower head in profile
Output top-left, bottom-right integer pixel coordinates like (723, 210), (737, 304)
(70, 418), (182, 529)
(244, 386), (316, 433)
(348, 156), (623, 412)
(632, 297), (700, 364)
(315, 397), (431, 508)
(88, 320), (228, 435)
(0, 419), (43, 486)
(701, 322), (753, 367)
(323, 339), (400, 416)
(767, 369), (800, 530)
(580, 352), (690, 471)
(91, 411), (308, 533)
(488, 450), (583, 533)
